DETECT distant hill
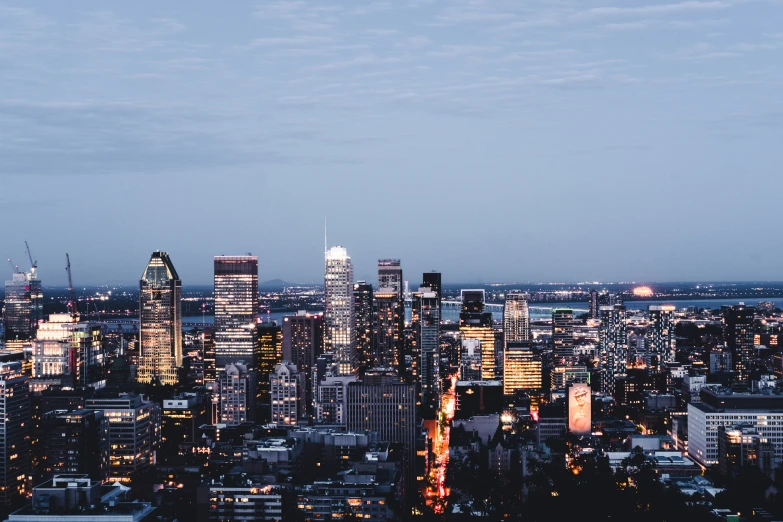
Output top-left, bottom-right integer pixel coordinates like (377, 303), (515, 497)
(259, 279), (289, 291)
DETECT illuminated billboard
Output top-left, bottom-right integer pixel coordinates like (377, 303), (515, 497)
(568, 383), (591, 436)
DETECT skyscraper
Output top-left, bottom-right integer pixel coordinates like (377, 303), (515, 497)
(3, 273), (31, 348)
(138, 251), (182, 386)
(459, 290), (495, 380)
(724, 305), (755, 382)
(503, 290), (530, 343)
(214, 256), (259, 370)
(282, 312), (323, 417)
(552, 309), (574, 361)
(589, 290), (599, 319)
(647, 305), (676, 374)
(374, 288), (403, 371)
(503, 341), (541, 395)
(257, 321), (282, 410)
(377, 259), (403, 298)
(0, 361), (30, 507)
(599, 305), (628, 396)
(353, 281), (374, 371)
(324, 246), (355, 376)
(418, 289), (441, 414)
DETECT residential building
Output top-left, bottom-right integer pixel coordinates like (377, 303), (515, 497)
(353, 282), (374, 371)
(599, 305), (627, 396)
(0, 361), (30, 507)
(647, 305), (675, 374)
(552, 309), (574, 361)
(270, 362), (303, 426)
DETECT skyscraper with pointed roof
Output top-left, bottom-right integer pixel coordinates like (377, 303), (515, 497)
(138, 251), (182, 385)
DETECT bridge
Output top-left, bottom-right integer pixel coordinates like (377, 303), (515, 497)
(426, 300), (589, 314)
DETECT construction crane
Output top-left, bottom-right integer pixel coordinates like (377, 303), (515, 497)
(65, 253), (78, 322)
(7, 258), (19, 274)
(25, 241), (37, 269)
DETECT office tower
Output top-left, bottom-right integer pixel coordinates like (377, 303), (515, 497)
(31, 314), (105, 387)
(315, 375), (356, 426)
(688, 387), (783, 467)
(377, 259), (403, 298)
(256, 321), (282, 413)
(38, 409), (109, 483)
(28, 265), (43, 338)
(647, 305), (676, 374)
(589, 290), (599, 319)
(202, 327), (216, 382)
(214, 256), (259, 370)
(282, 312), (323, 417)
(270, 362), (303, 426)
(459, 290), (495, 380)
(418, 289), (441, 414)
(324, 246), (355, 376)
(0, 361), (30, 507)
(4, 273), (31, 348)
(138, 251), (182, 386)
(503, 341), (541, 394)
(353, 282), (374, 371)
(503, 290), (530, 343)
(422, 271), (442, 300)
(162, 395), (207, 450)
(216, 363), (254, 425)
(374, 288), (403, 371)
(599, 305), (627, 396)
(84, 395), (159, 483)
(346, 382), (417, 501)
(552, 309), (574, 361)
(724, 305), (755, 382)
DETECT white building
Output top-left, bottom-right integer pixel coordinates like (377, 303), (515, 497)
(315, 375), (356, 426)
(688, 388), (783, 467)
(270, 362), (303, 426)
(324, 246), (355, 376)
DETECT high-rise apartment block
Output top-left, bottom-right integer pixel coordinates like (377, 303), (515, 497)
(214, 256), (258, 370)
(552, 309), (574, 361)
(373, 288), (403, 371)
(282, 312), (323, 417)
(503, 291), (530, 343)
(138, 251), (182, 386)
(324, 246), (355, 376)
(4, 273), (32, 348)
(599, 305), (627, 396)
(418, 289), (441, 413)
(724, 305), (755, 382)
(217, 363), (254, 426)
(353, 282), (374, 371)
(646, 305), (675, 374)
(377, 259), (403, 297)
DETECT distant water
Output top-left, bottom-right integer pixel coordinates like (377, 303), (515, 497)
(178, 296), (780, 326)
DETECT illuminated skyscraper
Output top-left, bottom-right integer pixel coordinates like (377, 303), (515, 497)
(589, 290), (599, 319)
(138, 251), (182, 386)
(324, 246), (355, 376)
(552, 309), (574, 361)
(257, 321), (282, 410)
(353, 282), (374, 371)
(503, 290), (530, 343)
(422, 272), (442, 300)
(3, 273), (31, 348)
(418, 289), (440, 414)
(0, 361), (30, 507)
(459, 290), (495, 380)
(599, 305), (627, 395)
(374, 288), (403, 371)
(724, 305), (755, 382)
(647, 305), (676, 374)
(503, 341), (541, 395)
(214, 256), (259, 370)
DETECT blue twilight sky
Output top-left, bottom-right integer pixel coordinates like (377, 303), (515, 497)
(1, 0), (782, 286)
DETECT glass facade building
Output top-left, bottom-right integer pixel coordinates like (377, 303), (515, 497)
(599, 305), (627, 396)
(214, 256), (259, 370)
(503, 290), (530, 343)
(138, 251), (182, 386)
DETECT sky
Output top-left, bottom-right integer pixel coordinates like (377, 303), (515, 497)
(1, 0), (782, 286)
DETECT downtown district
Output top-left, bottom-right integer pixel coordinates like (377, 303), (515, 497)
(0, 246), (781, 521)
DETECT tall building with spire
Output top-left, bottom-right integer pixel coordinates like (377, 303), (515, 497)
(324, 246), (355, 376)
(138, 252), (182, 386)
(503, 290), (530, 343)
(214, 256), (259, 370)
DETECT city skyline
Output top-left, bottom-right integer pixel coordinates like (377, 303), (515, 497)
(2, 0), (783, 284)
